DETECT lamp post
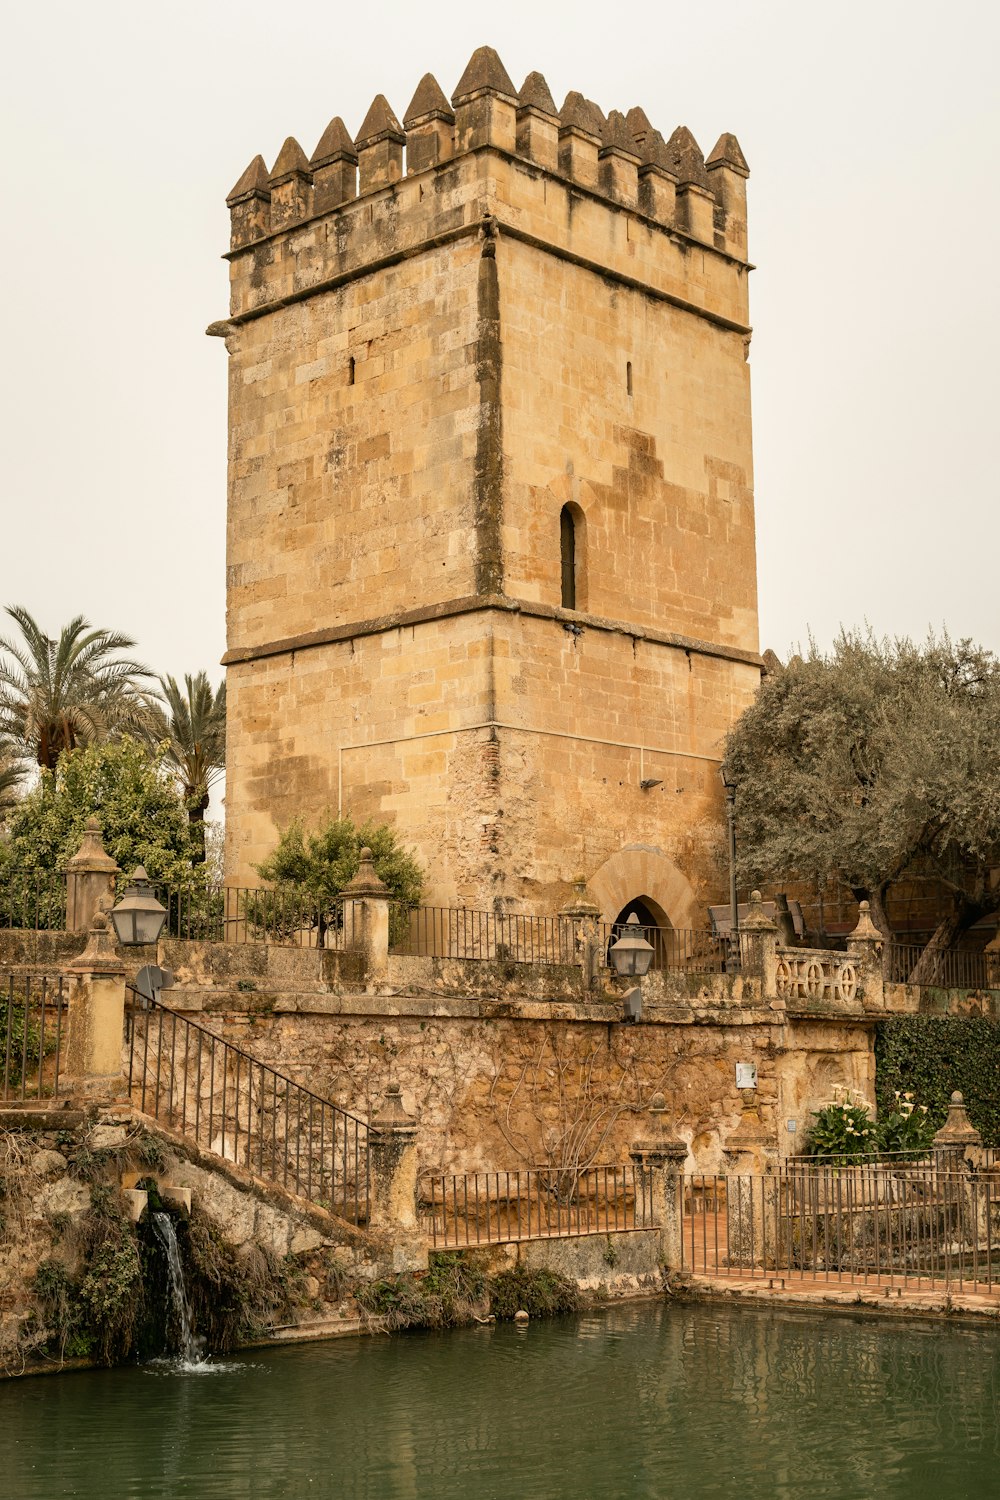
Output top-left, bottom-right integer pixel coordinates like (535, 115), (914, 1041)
(110, 866), (168, 947)
(719, 767), (739, 940)
(609, 913), (654, 1022)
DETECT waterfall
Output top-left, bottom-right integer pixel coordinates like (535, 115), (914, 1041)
(151, 1212), (200, 1364)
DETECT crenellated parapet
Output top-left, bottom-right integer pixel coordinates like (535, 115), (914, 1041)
(224, 44), (750, 264)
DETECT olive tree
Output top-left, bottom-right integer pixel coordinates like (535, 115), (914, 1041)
(723, 630), (1000, 982)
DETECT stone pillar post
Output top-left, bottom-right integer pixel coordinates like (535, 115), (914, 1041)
(740, 891), (779, 1001)
(339, 848), (390, 982)
(368, 1083), (427, 1272)
(559, 875), (603, 989)
(847, 900), (885, 1011)
(933, 1089), (984, 1166)
(65, 819), (119, 934)
(933, 1091), (987, 1256)
(629, 1092), (689, 1272)
(63, 910), (127, 1096)
(722, 1091), (780, 1270)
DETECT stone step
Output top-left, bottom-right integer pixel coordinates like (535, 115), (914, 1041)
(0, 1103), (87, 1130)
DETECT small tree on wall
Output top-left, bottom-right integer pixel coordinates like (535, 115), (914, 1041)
(255, 814), (423, 944)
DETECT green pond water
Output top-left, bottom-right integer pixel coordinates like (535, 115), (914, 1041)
(2, 1300), (999, 1500)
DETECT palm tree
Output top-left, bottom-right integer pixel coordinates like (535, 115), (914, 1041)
(0, 606), (154, 769)
(0, 755), (24, 817)
(150, 673), (226, 854)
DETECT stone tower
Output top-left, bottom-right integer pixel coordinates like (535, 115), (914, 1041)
(216, 47), (761, 927)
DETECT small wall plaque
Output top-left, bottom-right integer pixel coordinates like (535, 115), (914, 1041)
(735, 1062), (757, 1089)
(786, 1119), (797, 1133)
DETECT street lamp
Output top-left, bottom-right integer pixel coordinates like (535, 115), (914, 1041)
(609, 913), (654, 1022)
(719, 766), (739, 939)
(110, 866), (168, 947)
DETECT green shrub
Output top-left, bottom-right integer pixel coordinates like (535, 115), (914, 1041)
(355, 1254), (488, 1332)
(804, 1097), (877, 1162)
(255, 814), (423, 945)
(31, 1188), (146, 1365)
(178, 1208), (293, 1351)
(488, 1265), (579, 1321)
(805, 1085), (938, 1162)
(31, 1259), (77, 1355)
(0, 1002), (56, 1087)
(876, 1091), (936, 1157)
(354, 1257), (579, 1331)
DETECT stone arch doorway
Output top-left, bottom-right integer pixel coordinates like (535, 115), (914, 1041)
(609, 895), (672, 969)
(588, 845), (698, 935)
(611, 895), (671, 932)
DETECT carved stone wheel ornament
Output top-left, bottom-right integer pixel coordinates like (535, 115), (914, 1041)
(775, 958), (792, 997)
(805, 960), (825, 999)
(836, 962), (858, 1001)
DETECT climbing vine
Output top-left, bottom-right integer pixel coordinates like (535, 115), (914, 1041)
(875, 1016), (1000, 1145)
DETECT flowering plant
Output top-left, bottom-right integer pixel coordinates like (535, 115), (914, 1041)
(876, 1090), (935, 1159)
(805, 1085), (936, 1162)
(805, 1088), (877, 1162)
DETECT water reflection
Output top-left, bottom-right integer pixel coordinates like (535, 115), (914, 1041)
(1, 1301), (999, 1499)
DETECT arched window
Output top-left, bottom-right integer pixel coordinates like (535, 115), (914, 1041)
(560, 505), (577, 610)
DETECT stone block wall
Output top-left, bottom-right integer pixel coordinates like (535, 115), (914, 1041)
(163, 976), (875, 1179)
(219, 51), (761, 914)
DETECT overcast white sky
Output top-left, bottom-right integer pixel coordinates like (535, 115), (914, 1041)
(2, 0), (997, 685)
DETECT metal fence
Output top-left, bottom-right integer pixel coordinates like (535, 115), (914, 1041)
(419, 1164), (658, 1247)
(0, 873), (67, 933)
(682, 1159), (1000, 1291)
(886, 943), (1000, 991)
(596, 922), (744, 974)
(1, 973), (68, 1102)
(140, 884), (367, 950)
(390, 906), (578, 965)
(126, 991), (369, 1223)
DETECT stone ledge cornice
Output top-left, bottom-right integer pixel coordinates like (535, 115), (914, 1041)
(223, 594), (763, 671)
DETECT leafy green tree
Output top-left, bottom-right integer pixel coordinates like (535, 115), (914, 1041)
(256, 815), (423, 944)
(723, 630), (1000, 982)
(0, 736), (200, 902)
(0, 606), (154, 770)
(147, 672), (226, 857)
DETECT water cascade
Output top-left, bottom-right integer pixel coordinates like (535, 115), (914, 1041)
(150, 1212), (199, 1364)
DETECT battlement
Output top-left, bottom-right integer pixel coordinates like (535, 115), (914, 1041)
(225, 45), (749, 266)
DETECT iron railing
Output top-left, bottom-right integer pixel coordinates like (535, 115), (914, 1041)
(1, 973), (68, 1101)
(134, 882), (367, 951)
(597, 922), (744, 974)
(682, 1159), (1000, 1291)
(0, 873), (68, 933)
(419, 1164), (658, 1247)
(785, 1147), (1000, 1171)
(886, 943), (1000, 991)
(125, 991), (369, 1223)
(390, 906), (578, 965)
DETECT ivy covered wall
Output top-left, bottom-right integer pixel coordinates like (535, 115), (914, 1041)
(875, 1016), (1000, 1146)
